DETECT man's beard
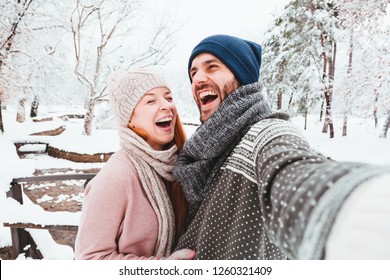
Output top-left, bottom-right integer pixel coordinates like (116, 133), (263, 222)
(222, 78), (240, 99)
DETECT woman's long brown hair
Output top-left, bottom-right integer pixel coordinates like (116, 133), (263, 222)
(131, 115), (187, 239)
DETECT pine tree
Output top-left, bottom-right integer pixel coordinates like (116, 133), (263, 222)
(262, 0), (337, 133)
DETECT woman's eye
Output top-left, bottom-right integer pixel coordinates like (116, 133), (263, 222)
(147, 100), (155, 104)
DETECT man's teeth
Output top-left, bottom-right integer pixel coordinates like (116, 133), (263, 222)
(200, 91), (217, 100)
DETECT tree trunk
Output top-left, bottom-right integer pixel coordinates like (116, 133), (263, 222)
(379, 110), (390, 138)
(30, 95), (39, 118)
(342, 115), (347, 136)
(287, 91), (294, 110)
(322, 92), (331, 135)
(319, 100), (324, 122)
(322, 100), (334, 138)
(374, 89), (379, 128)
(374, 106), (378, 128)
(0, 100), (4, 133)
(16, 98), (26, 123)
(322, 109), (329, 134)
(83, 97), (95, 136)
(341, 32), (352, 137)
(304, 110), (308, 130)
(328, 41), (336, 138)
(321, 35), (328, 133)
(277, 89), (283, 110)
(347, 30), (353, 75)
(322, 40), (336, 138)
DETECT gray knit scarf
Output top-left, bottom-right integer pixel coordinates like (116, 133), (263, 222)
(119, 127), (177, 257)
(173, 82), (289, 215)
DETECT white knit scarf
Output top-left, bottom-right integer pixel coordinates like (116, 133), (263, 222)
(119, 127), (177, 257)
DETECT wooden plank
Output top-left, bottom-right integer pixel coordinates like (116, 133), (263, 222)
(3, 222), (78, 232)
(6, 182), (23, 204)
(14, 142), (49, 153)
(8, 228), (43, 259)
(12, 173), (96, 184)
(8, 228), (44, 259)
(28, 236), (44, 259)
(9, 228), (28, 258)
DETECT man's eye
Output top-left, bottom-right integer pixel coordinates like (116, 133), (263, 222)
(147, 100), (155, 104)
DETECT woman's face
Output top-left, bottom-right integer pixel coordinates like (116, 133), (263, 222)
(129, 87), (177, 150)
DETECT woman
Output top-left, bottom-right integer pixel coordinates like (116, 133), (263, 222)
(75, 68), (195, 260)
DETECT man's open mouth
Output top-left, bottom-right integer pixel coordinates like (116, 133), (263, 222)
(156, 116), (173, 128)
(200, 91), (218, 106)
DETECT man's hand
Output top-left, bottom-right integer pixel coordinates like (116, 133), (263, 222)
(166, 249), (196, 260)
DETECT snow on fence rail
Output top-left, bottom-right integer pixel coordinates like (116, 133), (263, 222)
(2, 173), (96, 259)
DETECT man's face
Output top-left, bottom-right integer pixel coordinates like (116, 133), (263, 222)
(189, 53), (240, 123)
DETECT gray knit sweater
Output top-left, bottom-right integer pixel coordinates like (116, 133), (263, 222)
(174, 85), (389, 260)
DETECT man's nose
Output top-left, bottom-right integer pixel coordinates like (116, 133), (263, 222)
(192, 70), (207, 84)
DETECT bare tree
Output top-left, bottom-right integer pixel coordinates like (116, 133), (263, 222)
(30, 95), (39, 117)
(0, 0), (34, 130)
(16, 97), (26, 123)
(1, 0), (74, 129)
(70, 0), (179, 135)
(0, 88), (5, 133)
(379, 110), (390, 138)
(0, 0), (34, 72)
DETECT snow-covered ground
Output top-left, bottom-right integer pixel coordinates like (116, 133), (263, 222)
(291, 115), (390, 166)
(0, 107), (389, 259)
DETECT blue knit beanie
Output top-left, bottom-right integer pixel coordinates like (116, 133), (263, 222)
(188, 34), (262, 86)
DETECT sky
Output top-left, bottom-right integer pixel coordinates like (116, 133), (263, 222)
(138, 0), (290, 119)
(171, 0), (289, 57)
(159, 0), (290, 99)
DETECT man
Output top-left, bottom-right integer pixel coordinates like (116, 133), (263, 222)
(173, 34), (390, 259)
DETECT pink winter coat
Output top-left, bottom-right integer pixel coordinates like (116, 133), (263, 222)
(75, 149), (159, 259)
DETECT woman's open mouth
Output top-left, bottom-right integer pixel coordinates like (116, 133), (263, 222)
(156, 116), (173, 129)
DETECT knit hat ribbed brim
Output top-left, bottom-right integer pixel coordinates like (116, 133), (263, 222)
(188, 34), (262, 86)
(108, 68), (170, 128)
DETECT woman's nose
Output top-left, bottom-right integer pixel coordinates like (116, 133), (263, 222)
(159, 98), (174, 110)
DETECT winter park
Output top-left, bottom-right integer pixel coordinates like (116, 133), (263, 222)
(1, 0), (390, 263)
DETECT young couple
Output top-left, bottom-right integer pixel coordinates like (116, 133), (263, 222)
(75, 35), (390, 260)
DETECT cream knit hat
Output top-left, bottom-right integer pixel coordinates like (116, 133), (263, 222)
(108, 68), (171, 128)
